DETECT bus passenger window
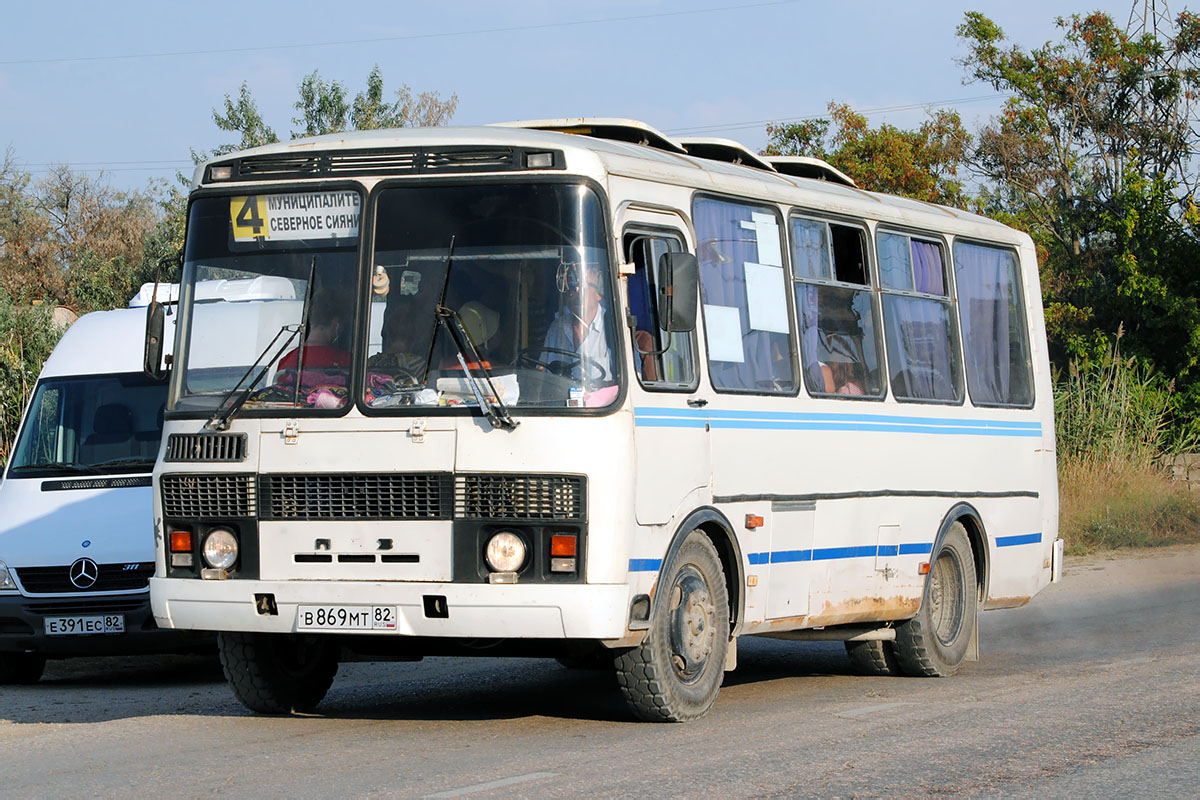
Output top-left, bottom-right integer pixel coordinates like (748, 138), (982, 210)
(953, 241), (1034, 406)
(790, 216), (884, 398)
(625, 233), (696, 389)
(878, 232), (963, 403)
(694, 197), (795, 394)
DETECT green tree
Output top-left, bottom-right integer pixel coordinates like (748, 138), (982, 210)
(212, 82), (280, 155)
(0, 290), (62, 465)
(212, 66), (458, 152)
(764, 102), (970, 206)
(957, 10), (1200, 380)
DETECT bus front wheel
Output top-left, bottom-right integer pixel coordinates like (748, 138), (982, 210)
(615, 530), (729, 722)
(894, 522), (977, 677)
(218, 631), (339, 714)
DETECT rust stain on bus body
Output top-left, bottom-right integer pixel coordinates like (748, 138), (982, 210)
(984, 595), (1032, 610)
(806, 594), (921, 628)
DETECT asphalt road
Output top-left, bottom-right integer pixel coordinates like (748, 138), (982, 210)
(2, 545), (1197, 798)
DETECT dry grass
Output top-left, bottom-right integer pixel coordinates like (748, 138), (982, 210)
(1058, 461), (1200, 554)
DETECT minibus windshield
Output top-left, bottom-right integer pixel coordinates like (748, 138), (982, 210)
(7, 373), (166, 478)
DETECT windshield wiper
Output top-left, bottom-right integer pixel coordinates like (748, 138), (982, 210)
(421, 236), (516, 432)
(435, 306), (518, 432)
(204, 322), (303, 431)
(9, 461), (101, 475)
(205, 258), (317, 432)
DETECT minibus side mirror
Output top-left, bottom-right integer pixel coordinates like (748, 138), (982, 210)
(144, 300), (167, 380)
(657, 252), (698, 333)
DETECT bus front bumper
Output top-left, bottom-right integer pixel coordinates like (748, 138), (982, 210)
(150, 577), (633, 641)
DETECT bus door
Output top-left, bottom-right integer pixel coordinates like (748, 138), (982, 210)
(621, 213), (709, 526)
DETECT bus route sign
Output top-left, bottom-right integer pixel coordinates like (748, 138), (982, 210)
(230, 191), (360, 242)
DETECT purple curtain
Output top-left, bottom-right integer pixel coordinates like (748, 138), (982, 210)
(883, 295), (958, 401)
(912, 240), (945, 295)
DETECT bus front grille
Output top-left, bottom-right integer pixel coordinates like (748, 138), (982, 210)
(261, 473), (454, 520)
(161, 474), (256, 519)
(164, 433), (247, 462)
(455, 474), (586, 521)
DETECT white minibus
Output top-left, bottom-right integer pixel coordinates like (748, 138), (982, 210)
(0, 292), (195, 682)
(147, 119), (1062, 721)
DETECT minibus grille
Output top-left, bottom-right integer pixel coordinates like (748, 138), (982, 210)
(261, 473), (453, 520)
(161, 474), (256, 519)
(206, 146), (557, 182)
(454, 474), (586, 521)
(15, 563), (154, 594)
(165, 433), (247, 462)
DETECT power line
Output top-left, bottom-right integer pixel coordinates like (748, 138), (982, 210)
(1, 1), (803, 66)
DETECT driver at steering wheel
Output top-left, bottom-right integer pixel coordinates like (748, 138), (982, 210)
(540, 260), (614, 383)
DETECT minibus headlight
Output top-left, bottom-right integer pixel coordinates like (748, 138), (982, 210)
(484, 531), (526, 573)
(202, 529), (239, 570)
(0, 560), (17, 592)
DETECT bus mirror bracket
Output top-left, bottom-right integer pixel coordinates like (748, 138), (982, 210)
(657, 252), (698, 333)
(143, 257), (175, 380)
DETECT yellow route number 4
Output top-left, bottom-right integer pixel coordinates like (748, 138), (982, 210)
(231, 196), (268, 240)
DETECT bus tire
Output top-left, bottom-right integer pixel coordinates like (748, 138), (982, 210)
(0, 652), (46, 684)
(218, 631), (339, 714)
(894, 522), (977, 677)
(844, 640), (900, 676)
(614, 530), (729, 722)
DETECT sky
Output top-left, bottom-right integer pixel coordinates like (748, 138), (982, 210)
(2, 0), (1150, 194)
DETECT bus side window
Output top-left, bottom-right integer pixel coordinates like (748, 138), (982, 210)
(791, 216), (885, 398)
(878, 231), (963, 403)
(625, 233), (697, 389)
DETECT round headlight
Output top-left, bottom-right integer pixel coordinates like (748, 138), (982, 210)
(485, 531), (527, 572)
(202, 528), (239, 570)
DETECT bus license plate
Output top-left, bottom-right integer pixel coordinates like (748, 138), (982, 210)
(297, 605), (397, 631)
(44, 614), (125, 635)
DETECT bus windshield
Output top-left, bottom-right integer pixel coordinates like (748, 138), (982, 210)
(7, 373), (166, 478)
(172, 190), (361, 413)
(364, 182), (618, 410)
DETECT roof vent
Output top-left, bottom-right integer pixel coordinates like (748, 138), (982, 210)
(490, 118), (688, 155)
(763, 156), (857, 188)
(678, 138), (776, 171)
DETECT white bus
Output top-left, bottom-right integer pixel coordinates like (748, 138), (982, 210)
(147, 119), (1061, 721)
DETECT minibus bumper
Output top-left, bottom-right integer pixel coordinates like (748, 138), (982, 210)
(0, 592), (211, 656)
(151, 577), (633, 641)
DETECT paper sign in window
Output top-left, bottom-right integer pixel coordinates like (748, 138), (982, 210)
(703, 305), (746, 363)
(744, 262), (790, 334)
(741, 213), (783, 267)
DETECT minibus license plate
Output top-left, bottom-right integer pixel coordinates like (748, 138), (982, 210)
(297, 605), (397, 631)
(44, 614), (125, 635)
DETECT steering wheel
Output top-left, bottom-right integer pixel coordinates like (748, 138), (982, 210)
(517, 346), (582, 376)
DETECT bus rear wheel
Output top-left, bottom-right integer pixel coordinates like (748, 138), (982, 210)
(615, 530), (729, 722)
(0, 652), (46, 684)
(218, 632), (339, 714)
(895, 522), (977, 677)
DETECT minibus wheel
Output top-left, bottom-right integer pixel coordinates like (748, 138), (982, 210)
(0, 652), (46, 684)
(894, 522), (977, 677)
(218, 631), (339, 714)
(615, 530), (729, 722)
(844, 639), (900, 676)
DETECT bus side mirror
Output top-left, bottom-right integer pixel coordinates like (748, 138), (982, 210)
(657, 252), (698, 333)
(144, 300), (167, 380)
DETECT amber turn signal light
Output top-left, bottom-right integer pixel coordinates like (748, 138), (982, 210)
(170, 531), (193, 553)
(550, 534), (577, 557)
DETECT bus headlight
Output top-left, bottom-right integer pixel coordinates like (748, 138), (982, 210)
(202, 529), (239, 570)
(484, 531), (526, 573)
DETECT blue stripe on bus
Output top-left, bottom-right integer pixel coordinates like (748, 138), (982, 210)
(634, 542), (935, 574)
(995, 532), (1042, 547)
(633, 407), (1042, 438)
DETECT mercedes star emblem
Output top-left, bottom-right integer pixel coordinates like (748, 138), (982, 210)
(69, 557), (99, 589)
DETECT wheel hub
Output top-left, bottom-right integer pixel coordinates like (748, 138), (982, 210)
(667, 567), (716, 683)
